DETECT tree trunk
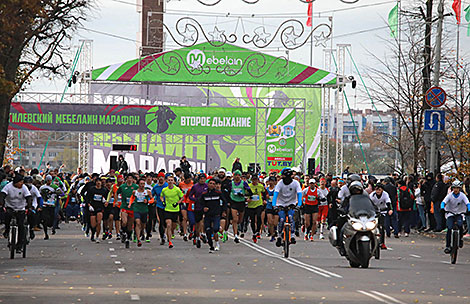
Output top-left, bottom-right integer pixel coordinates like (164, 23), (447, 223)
(0, 93), (12, 163)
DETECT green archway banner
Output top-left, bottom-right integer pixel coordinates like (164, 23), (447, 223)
(92, 42), (337, 87)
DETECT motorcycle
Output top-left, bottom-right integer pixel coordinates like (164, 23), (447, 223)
(329, 194), (379, 268)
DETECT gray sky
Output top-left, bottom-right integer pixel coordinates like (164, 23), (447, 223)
(27, 0), (470, 109)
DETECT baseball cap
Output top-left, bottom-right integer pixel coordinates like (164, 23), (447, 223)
(226, 171), (233, 177)
(218, 168), (226, 173)
(198, 173), (207, 179)
(268, 176), (277, 182)
(309, 178), (316, 184)
(157, 172), (165, 178)
(117, 175), (124, 181)
(46, 175), (53, 181)
(233, 170), (242, 176)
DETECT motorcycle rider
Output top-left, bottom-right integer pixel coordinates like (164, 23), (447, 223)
(334, 177), (371, 256)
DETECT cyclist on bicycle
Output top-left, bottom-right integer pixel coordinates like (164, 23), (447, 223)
(441, 180), (470, 254)
(0, 175), (32, 253)
(272, 168), (302, 247)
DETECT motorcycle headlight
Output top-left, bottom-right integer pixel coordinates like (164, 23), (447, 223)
(352, 221), (364, 231)
(365, 219), (377, 231)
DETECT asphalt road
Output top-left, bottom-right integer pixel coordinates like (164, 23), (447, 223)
(0, 223), (469, 304)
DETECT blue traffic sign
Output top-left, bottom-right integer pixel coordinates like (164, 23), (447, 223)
(425, 86), (447, 108)
(424, 109), (445, 131)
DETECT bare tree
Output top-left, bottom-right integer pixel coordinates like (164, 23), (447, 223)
(0, 0), (90, 161)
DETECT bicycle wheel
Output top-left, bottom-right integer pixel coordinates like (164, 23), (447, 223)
(284, 225), (290, 258)
(451, 230), (459, 264)
(10, 226), (16, 259)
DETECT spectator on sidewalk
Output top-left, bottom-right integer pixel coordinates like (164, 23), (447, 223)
(180, 156), (191, 175)
(431, 174), (448, 232)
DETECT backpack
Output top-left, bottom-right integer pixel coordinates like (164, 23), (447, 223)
(398, 187), (413, 209)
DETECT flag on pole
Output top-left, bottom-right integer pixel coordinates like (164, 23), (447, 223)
(465, 5), (470, 36)
(306, 1), (313, 27)
(452, 0), (462, 24)
(388, 4), (398, 38)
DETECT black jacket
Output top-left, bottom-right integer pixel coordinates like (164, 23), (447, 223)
(199, 189), (227, 217)
(421, 179), (435, 203)
(118, 159), (128, 173)
(180, 160), (191, 174)
(232, 161), (243, 173)
(431, 180), (447, 203)
(384, 183), (398, 208)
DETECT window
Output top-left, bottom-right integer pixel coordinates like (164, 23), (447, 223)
(48, 152), (57, 157)
(32, 152), (36, 157)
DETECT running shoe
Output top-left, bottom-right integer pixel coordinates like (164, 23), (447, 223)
(116, 234), (121, 240)
(223, 232), (228, 242)
(160, 238), (165, 245)
(310, 235), (314, 242)
(304, 235), (309, 241)
(169, 241), (174, 249)
(252, 235), (257, 243)
(183, 235), (188, 242)
(125, 240), (130, 248)
(102, 233), (107, 241)
(275, 237), (282, 247)
(270, 236), (276, 242)
(201, 234), (207, 243)
(301, 225), (305, 233)
(234, 236), (240, 244)
(146, 236), (150, 243)
(137, 241), (142, 247)
(319, 233), (325, 240)
(290, 237), (296, 244)
(196, 239), (201, 248)
(209, 247), (215, 253)
(215, 243), (220, 251)
(380, 243), (387, 250)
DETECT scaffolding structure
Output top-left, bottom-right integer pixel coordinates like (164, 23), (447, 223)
(78, 40), (93, 170)
(321, 49), (334, 174)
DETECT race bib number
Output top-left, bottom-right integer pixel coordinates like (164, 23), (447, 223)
(45, 199), (55, 206)
(252, 195), (260, 201)
(308, 195), (316, 201)
(71, 198), (76, 203)
(93, 194), (102, 201)
(233, 188), (242, 195)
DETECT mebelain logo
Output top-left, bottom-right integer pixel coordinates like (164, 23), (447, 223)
(187, 49), (242, 69)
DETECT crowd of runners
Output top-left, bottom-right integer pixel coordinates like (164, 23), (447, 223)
(1, 160), (470, 255)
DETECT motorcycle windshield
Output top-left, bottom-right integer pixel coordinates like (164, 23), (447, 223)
(348, 194), (376, 218)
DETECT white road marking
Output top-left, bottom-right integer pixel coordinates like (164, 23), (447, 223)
(109, 248), (115, 252)
(370, 291), (406, 304)
(229, 233), (342, 279)
(357, 290), (392, 304)
(110, 255), (117, 258)
(130, 294), (140, 301)
(409, 254), (421, 258)
(441, 260), (451, 264)
(108, 241), (113, 244)
(118, 268), (126, 272)
(115, 261), (122, 265)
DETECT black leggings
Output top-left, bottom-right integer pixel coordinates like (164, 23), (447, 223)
(146, 205), (157, 236)
(246, 206), (263, 234)
(156, 207), (166, 239)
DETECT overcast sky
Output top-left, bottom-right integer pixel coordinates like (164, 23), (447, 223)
(27, 0), (470, 108)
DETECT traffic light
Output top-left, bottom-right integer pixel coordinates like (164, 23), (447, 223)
(112, 144), (138, 151)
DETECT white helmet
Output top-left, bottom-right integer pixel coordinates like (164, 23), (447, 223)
(451, 180), (462, 188)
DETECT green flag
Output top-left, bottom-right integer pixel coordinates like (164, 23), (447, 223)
(465, 5), (470, 37)
(388, 4), (398, 38)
